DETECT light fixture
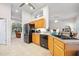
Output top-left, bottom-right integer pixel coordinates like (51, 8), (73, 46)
(25, 3), (29, 5)
(30, 6), (34, 10)
(15, 9), (19, 13)
(54, 20), (58, 23)
(29, 3), (35, 10)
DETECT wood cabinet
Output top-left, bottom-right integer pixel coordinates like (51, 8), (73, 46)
(54, 37), (65, 56)
(65, 44), (77, 56)
(48, 35), (54, 55)
(32, 33), (40, 45)
(30, 17), (45, 28)
(35, 18), (45, 28)
(54, 38), (65, 50)
(54, 44), (64, 56)
(48, 36), (65, 56)
(32, 33), (78, 56)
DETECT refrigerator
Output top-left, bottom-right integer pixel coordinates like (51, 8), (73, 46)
(24, 24), (35, 43)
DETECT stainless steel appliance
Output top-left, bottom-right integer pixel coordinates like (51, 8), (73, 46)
(24, 24), (35, 43)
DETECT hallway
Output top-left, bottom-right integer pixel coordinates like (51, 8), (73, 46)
(0, 38), (51, 56)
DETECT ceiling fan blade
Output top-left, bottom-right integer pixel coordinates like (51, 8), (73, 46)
(19, 3), (25, 7)
(28, 3), (35, 9)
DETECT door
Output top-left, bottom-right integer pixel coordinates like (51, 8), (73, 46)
(0, 19), (6, 44)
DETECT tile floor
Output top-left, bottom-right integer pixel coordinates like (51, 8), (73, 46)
(0, 38), (51, 56)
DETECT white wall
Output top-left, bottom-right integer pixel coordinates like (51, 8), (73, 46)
(48, 3), (78, 32)
(49, 19), (76, 32)
(43, 6), (49, 29)
(75, 16), (79, 38)
(0, 4), (11, 44)
(31, 6), (49, 29)
(22, 10), (32, 24)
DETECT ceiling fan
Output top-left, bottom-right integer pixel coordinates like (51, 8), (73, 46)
(19, 3), (35, 9)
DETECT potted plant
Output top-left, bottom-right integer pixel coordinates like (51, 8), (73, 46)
(15, 23), (22, 38)
(12, 23), (22, 38)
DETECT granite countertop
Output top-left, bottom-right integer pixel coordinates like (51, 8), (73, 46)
(33, 32), (79, 44)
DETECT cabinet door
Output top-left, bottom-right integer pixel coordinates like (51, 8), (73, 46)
(35, 34), (40, 45)
(32, 33), (36, 44)
(32, 33), (40, 45)
(35, 19), (45, 28)
(48, 35), (54, 55)
(54, 44), (65, 56)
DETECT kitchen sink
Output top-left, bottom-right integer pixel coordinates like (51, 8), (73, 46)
(53, 35), (79, 40)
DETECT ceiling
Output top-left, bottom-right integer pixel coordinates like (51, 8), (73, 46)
(11, 3), (79, 22)
(48, 3), (79, 22)
(11, 3), (46, 20)
(11, 3), (22, 20)
(22, 3), (46, 14)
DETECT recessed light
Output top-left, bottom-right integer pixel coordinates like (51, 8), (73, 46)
(15, 10), (19, 13)
(54, 20), (58, 23)
(30, 7), (34, 10)
(25, 3), (28, 5)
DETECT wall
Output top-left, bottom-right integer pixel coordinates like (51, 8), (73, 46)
(32, 6), (49, 29)
(48, 3), (78, 32)
(22, 10), (32, 24)
(43, 6), (49, 29)
(0, 4), (11, 44)
(49, 19), (76, 32)
(75, 16), (79, 38)
(32, 9), (43, 19)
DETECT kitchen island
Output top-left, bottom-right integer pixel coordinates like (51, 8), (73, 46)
(32, 32), (79, 56)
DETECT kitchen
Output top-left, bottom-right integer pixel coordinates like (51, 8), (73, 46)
(0, 3), (79, 56)
(23, 3), (79, 56)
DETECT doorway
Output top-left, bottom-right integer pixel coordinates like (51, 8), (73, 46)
(0, 19), (7, 44)
(11, 3), (22, 41)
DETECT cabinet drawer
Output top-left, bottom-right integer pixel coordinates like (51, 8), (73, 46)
(54, 44), (65, 56)
(54, 38), (65, 49)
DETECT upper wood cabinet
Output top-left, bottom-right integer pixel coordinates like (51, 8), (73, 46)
(35, 18), (45, 28)
(29, 17), (45, 28)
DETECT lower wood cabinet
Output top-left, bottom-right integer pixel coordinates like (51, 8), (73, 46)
(48, 36), (65, 56)
(32, 33), (76, 56)
(54, 44), (65, 56)
(54, 38), (65, 50)
(54, 37), (65, 56)
(48, 35), (54, 55)
(32, 33), (40, 45)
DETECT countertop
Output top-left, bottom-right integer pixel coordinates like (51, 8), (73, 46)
(33, 32), (79, 44)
